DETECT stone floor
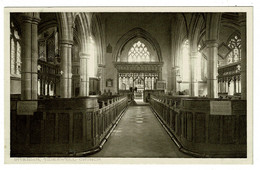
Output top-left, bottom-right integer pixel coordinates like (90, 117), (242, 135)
(91, 105), (191, 158)
(134, 98), (149, 105)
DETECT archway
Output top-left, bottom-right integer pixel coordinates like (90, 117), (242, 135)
(114, 28), (163, 102)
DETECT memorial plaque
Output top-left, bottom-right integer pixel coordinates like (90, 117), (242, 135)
(210, 101), (232, 115)
(17, 101), (38, 115)
(156, 81), (166, 90)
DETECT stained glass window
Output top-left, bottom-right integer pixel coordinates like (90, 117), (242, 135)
(128, 41), (150, 62)
(227, 35), (241, 64)
(10, 22), (21, 77)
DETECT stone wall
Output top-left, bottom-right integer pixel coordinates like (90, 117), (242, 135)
(101, 13), (173, 93)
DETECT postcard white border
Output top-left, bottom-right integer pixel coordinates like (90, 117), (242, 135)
(3, 6), (253, 165)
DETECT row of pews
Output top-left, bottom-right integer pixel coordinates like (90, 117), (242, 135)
(10, 95), (128, 156)
(150, 94), (247, 158)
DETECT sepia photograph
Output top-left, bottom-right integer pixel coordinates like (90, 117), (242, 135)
(3, 6), (253, 164)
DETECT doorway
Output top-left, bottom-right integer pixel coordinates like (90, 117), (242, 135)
(134, 76), (144, 101)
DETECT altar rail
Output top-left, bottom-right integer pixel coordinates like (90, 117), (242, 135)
(11, 95), (128, 156)
(150, 95), (247, 157)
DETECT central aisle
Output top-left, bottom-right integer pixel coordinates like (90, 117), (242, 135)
(91, 105), (191, 158)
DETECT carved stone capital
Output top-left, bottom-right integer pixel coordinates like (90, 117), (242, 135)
(205, 40), (218, 48)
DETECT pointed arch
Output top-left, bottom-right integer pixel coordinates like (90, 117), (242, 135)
(73, 13), (90, 52)
(90, 13), (105, 65)
(189, 13), (206, 51)
(181, 13), (189, 38)
(205, 13), (222, 41)
(226, 30), (241, 44)
(56, 13), (74, 43)
(171, 13), (189, 70)
(119, 38), (157, 62)
(113, 27), (162, 62)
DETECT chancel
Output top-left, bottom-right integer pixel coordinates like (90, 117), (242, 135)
(9, 12), (247, 158)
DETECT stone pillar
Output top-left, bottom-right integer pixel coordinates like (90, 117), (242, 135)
(190, 51), (199, 96)
(206, 40), (218, 98)
(21, 13), (40, 100)
(98, 65), (105, 93)
(60, 40), (73, 98)
(79, 52), (89, 96)
(240, 13), (247, 100)
(172, 67), (177, 93)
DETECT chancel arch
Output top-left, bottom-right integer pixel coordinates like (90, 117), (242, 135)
(113, 27), (162, 63)
(117, 38), (159, 63)
(114, 28), (163, 100)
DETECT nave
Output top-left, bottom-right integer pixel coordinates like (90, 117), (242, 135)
(8, 11), (248, 158)
(92, 105), (190, 158)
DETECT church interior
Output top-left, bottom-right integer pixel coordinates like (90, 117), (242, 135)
(9, 12), (247, 158)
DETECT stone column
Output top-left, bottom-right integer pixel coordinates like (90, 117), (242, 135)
(172, 67), (177, 93)
(190, 51), (199, 96)
(98, 65), (105, 93)
(21, 13), (40, 100)
(60, 40), (73, 98)
(79, 52), (89, 96)
(206, 40), (218, 98)
(240, 13), (247, 100)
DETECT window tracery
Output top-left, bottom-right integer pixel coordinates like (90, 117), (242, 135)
(128, 41), (151, 62)
(227, 35), (241, 64)
(10, 22), (21, 77)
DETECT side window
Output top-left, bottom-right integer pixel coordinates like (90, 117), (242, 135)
(10, 21), (21, 77)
